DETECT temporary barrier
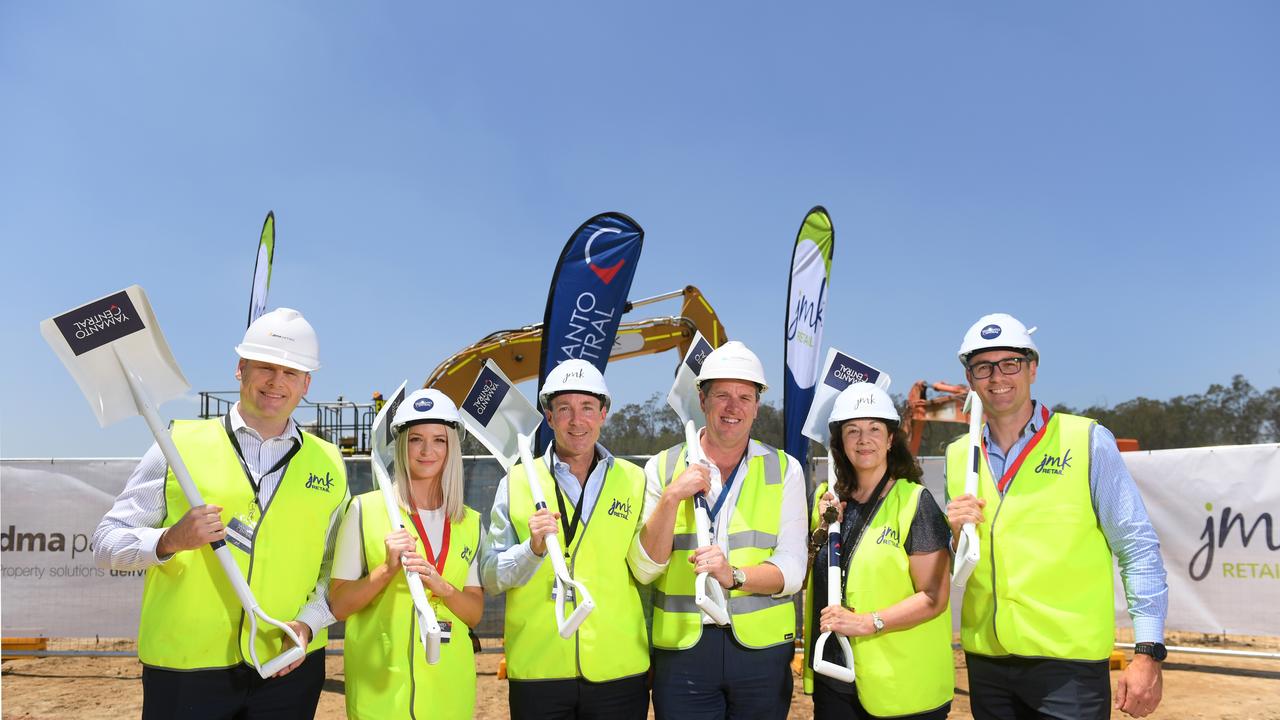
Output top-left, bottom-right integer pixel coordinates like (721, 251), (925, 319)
(4, 444), (1277, 644)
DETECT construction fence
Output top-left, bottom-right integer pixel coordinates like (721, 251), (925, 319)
(2, 444), (1278, 652)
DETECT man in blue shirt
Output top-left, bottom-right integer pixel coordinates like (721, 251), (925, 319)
(945, 313), (1168, 719)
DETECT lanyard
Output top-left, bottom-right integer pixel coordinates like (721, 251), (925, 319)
(222, 415), (301, 506)
(551, 455), (597, 548)
(408, 509), (451, 575)
(837, 471), (894, 591)
(982, 405), (1052, 494)
(705, 448), (750, 524)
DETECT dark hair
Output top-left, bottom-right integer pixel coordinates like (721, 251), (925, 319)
(827, 419), (922, 499)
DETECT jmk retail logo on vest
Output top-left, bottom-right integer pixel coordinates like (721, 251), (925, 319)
(1033, 449), (1073, 475)
(304, 472), (335, 492)
(607, 497), (632, 520)
(874, 526), (900, 548)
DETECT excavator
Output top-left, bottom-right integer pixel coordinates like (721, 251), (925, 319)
(424, 286), (727, 405)
(905, 380), (1139, 455)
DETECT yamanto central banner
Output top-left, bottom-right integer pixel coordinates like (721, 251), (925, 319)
(536, 212), (644, 452)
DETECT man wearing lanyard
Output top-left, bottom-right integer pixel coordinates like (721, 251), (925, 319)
(93, 308), (348, 720)
(636, 341), (808, 720)
(481, 359), (653, 720)
(945, 313), (1169, 719)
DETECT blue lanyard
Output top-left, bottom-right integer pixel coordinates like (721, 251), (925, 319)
(705, 449), (749, 523)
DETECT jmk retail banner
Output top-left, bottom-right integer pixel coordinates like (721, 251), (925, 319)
(1117, 443), (1280, 636)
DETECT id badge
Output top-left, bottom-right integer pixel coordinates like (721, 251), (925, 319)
(438, 620), (452, 644)
(225, 515), (256, 555)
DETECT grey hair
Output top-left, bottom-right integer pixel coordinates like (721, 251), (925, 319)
(392, 424), (465, 524)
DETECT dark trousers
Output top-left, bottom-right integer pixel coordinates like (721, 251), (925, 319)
(812, 680), (950, 720)
(966, 653), (1110, 720)
(141, 650), (325, 720)
(652, 626), (793, 720)
(508, 674), (649, 720)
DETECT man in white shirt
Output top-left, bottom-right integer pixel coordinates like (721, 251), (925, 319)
(481, 359), (657, 720)
(637, 341), (808, 720)
(93, 308), (348, 720)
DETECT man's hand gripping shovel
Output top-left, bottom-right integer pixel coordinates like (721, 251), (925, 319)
(951, 391), (983, 587)
(800, 347), (895, 683)
(458, 360), (593, 638)
(40, 286), (304, 678)
(371, 382), (442, 664)
(667, 332), (730, 626)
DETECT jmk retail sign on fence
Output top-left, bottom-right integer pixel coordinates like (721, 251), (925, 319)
(1116, 443), (1280, 636)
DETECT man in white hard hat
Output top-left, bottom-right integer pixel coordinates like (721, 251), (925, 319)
(636, 341), (809, 720)
(481, 359), (654, 720)
(945, 313), (1168, 720)
(94, 308), (348, 720)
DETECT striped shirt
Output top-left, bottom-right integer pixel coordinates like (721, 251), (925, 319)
(945, 400), (1169, 644)
(91, 403), (345, 634)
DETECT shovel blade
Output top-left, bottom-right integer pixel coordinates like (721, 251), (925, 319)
(41, 285), (189, 427)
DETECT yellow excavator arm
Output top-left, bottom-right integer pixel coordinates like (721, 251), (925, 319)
(424, 286), (727, 406)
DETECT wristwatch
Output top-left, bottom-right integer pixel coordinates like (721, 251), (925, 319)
(871, 611), (885, 633)
(1134, 642), (1167, 662)
(730, 566), (747, 590)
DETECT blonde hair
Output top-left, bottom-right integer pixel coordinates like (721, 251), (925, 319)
(393, 424), (466, 524)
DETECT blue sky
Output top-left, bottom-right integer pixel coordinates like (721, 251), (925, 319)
(3, 3), (1277, 457)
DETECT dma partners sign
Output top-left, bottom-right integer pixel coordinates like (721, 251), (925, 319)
(1, 459), (147, 637)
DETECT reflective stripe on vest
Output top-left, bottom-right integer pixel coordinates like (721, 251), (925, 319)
(343, 492), (480, 720)
(651, 440), (794, 651)
(504, 456), (650, 682)
(801, 481), (953, 715)
(945, 412), (1114, 661)
(138, 419), (346, 670)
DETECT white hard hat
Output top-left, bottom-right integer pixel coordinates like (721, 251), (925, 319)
(392, 388), (461, 432)
(235, 308), (321, 372)
(538, 359), (611, 410)
(958, 313), (1038, 366)
(697, 341), (768, 392)
(829, 382), (900, 425)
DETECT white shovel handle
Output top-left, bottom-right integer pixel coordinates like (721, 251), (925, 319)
(116, 349), (304, 678)
(952, 391), (984, 585)
(372, 461), (442, 664)
(813, 504), (855, 682)
(516, 434), (595, 638)
(684, 421), (731, 626)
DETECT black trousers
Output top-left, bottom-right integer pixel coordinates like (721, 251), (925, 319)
(812, 679), (950, 720)
(652, 626), (793, 720)
(141, 650), (325, 720)
(966, 653), (1110, 720)
(508, 674), (649, 720)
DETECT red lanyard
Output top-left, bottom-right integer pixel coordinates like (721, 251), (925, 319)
(982, 405), (1052, 494)
(408, 510), (451, 575)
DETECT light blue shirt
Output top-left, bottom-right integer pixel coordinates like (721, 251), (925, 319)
(948, 401), (1169, 644)
(481, 443), (615, 593)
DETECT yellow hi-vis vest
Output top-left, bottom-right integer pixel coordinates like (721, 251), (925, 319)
(802, 481), (953, 717)
(138, 418), (346, 670)
(651, 440), (795, 651)
(343, 492), (482, 720)
(945, 411), (1114, 661)
(504, 456), (649, 682)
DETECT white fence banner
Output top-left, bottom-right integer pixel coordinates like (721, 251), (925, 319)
(2, 459), (145, 637)
(1118, 443), (1280, 636)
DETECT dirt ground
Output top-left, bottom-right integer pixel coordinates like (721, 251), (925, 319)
(3, 633), (1278, 719)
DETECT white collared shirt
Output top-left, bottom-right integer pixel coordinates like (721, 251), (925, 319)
(91, 403), (345, 634)
(635, 430), (809, 616)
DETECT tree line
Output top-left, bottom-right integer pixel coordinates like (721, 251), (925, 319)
(595, 375), (1280, 457)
